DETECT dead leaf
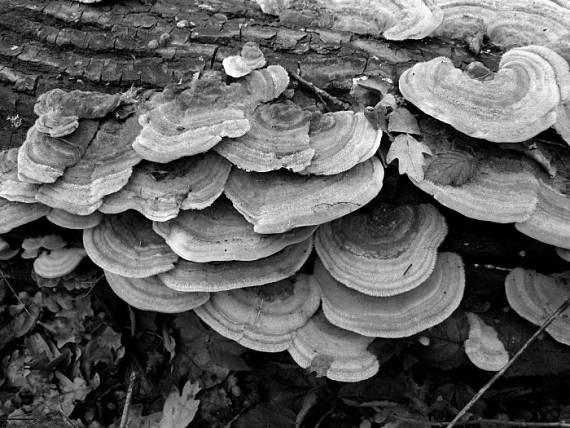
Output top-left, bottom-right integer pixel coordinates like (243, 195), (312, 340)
(55, 371), (92, 416)
(159, 380), (200, 428)
(235, 403), (297, 428)
(386, 134), (432, 181)
(424, 151), (478, 186)
(388, 107), (420, 135)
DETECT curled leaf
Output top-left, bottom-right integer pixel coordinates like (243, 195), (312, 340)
(386, 134), (432, 181)
(424, 150), (478, 186)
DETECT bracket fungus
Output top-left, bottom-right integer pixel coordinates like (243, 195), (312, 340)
(287, 311), (379, 382)
(46, 209), (102, 230)
(159, 237), (313, 293)
(556, 247), (570, 262)
(464, 312), (509, 372)
(222, 42), (267, 78)
(18, 120), (100, 185)
(194, 275), (321, 352)
(35, 111), (79, 139)
(83, 211), (178, 278)
(0, 199), (49, 234)
(104, 271), (209, 313)
(0, 148), (39, 203)
(152, 199), (316, 262)
(300, 111), (382, 175)
(399, 45), (570, 142)
(315, 203), (447, 296)
(315, 253), (465, 338)
(255, 0), (443, 41)
(34, 88), (121, 120)
(436, 0), (570, 48)
(213, 101), (314, 173)
(33, 248), (87, 279)
(224, 156), (384, 233)
(100, 152), (231, 221)
(241, 65), (290, 104)
(36, 117), (143, 215)
(133, 80), (252, 163)
(505, 268), (570, 346)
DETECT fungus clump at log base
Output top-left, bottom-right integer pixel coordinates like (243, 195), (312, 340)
(3, 29), (570, 402)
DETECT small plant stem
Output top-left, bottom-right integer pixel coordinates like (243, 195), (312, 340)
(119, 369), (137, 428)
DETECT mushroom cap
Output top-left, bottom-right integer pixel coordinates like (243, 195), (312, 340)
(255, 0), (442, 40)
(83, 211), (178, 278)
(505, 268), (570, 345)
(287, 311), (379, 382)
(222, 42), (267, 78)
(34, 88), (121, 119)
(399, 45), (570, 142)
(159, 237), (313, 292)
(316, 252), (465, 338)
(0, 247), (18, 261)
(241, 65), (290, 104)
(39, 235), (67, 250)
(213, 101), (314, 173)
(315, 203), (447, 296)
(100, 152), (231, 221)
(464, 312), (509, 372)
(0, 199), (49, 234)
(434, 0), (495, 41)
(555, 102), (570, 145)
(104, 271), (209, 313)
(46, 209), (102, 229)
(133, 80), (251, 163)
(17, 121), (99, 184)
(153, 198), (316, 262)
(556, 247), (570, 262)
(35, 112), (79, 138)
(300, 111), (382, 175)
(33, 248), (87, 279)
(0, 237), (9, 252)
(22, 237), (43, 251)
(0, 148), (39, 203)
(194, 275), (321, 352)
(224, 156), (384, 234)
(36, 117), (143, 215)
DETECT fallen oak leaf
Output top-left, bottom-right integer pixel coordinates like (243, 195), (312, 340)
(424, 150), (478, 186)
(386, 134), (432, 181)
(387, 107), (420, 135)
(159, 380), (200, 428)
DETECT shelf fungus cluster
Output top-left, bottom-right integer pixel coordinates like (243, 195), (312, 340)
(254, 0), (444, 40)
(399, 45), (570, 144)
(403, 121), (570, 250)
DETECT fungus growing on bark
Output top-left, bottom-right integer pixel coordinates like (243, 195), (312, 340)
(159, 236), (313, 292)
(287, 311), (379, 382)
(153, 199), (316, 262)
(299, 111), (382, 175)
(33, 88), (121, 120)
(399, 45), (570, 142)
(36, 117), (142, 215)
(222, 42), (267, 78)
(0, 148), (38, 203)
(436, 0), (570, 48)
(83, 211), (178, 278)
(255, 0), (443, 41)
(194, 275), (321, 352)
(33, 248), (87, 279)
(464, 312), (509, 372)
(100, 153), (231, 221)
(159, 237), (313, 292)
(46, 209), (102, 230)
(133, 80), (252, 163)
(0, 199), (49, 234)
(213, 101), (314, 173)
(0, 238), (18, 261)
(505, 268), (570, 345)
(35, 111), (79, 138)
(39, 235), (67, 251)
(315, 252), (465, 338)
(104, 271), (209, 313)
(224, 157), (384, 233)
(241, 65), (290, 104)
(556, 247), (570, 262)
(315, 203), (447, 296)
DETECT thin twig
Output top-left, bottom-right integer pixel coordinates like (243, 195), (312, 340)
(119, 369), (137, 428)
(447, 298), (570, 428)
(288, 70), (351, 111)
(394, 415), (570, 427)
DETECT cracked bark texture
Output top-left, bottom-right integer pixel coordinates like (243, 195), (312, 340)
(0, 0), (494, 151)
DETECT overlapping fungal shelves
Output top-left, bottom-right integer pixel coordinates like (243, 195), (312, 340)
(2, 0), (570, 387)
